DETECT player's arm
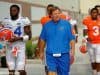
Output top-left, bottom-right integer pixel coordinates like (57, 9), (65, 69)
(71, 20), (78, 35)
(9, 17), (32, 42)
(22, 17), (32, 41)
(82, 17), (89, 42)
(82, 26), (88, 43)
(72, 25), (78, 43)
(69, 19), (78, 41)
(74, 25), (78, 35)
(67, 22), (75, 56)
(23, 25), (32, 40)
(9, 25), (32, 43)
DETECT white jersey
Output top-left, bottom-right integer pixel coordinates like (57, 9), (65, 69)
(69, 19), (77, 26)
(2, 17), (31, 50)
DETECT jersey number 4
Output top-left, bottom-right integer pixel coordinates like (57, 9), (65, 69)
(14, 26), (22, 36)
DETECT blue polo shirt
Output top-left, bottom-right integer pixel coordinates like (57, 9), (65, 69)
(40, 19), (75, 54)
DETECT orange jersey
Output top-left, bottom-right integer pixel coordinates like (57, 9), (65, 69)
(60, 14), (66, 20)
(40, 16), (51, 25)
(83, 17), (100, 44)
(40, 14), (71, 26)
(60, 14), (71, 20)
(83, 16), (91, 25)
(98, 15), (100, 20)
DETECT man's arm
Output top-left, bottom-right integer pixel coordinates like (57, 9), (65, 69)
(38, 25), (47, 60)
(67, 21), (75, 56)
(39, 39), (46, 60)
(70, 40), (75, 56)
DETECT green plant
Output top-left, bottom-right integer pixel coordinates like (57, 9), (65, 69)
(26, 40), (32, 59)
(26, 40), (37, 59)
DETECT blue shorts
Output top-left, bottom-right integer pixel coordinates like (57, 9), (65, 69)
(46, 53), (70, 75)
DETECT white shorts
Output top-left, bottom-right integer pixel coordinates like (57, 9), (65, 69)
(87, 42), (100, 63)
(6, 45), (26, 70)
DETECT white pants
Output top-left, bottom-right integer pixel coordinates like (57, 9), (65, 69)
(87, 42), (100, 63)
(6, 46), (25, 70)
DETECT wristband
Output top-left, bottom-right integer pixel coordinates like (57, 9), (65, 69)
(22, 35), (29, 42)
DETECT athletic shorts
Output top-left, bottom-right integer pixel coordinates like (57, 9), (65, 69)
(46, 52), (70, 75)
(6, 45), (26, 70)
(87, 42), (100, 63)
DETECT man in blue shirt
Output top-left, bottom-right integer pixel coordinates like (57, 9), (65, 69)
(39, 6), (75, 75)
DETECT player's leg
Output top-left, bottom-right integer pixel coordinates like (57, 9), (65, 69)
(46, 53), (57, 75)
(6, 50), (16, 75)
(16, 49), (26, 75)
(87, 42), (96, 75)
(91, 63), (97, 75)
(96, 63), (100, 75)
(9, 70), (15, 75)
(45, 65), (48, 75)
(18, 70), (27, 75)
(95, 44), (100, 75)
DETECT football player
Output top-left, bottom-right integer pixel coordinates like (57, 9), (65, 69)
(82, 8), (100, 75)
(1, 5), (32, 75)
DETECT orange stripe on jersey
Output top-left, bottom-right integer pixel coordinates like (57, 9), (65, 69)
(83, 16), (100, 44)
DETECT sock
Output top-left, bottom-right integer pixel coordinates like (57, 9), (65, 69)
(97, 72), (100, 75)
(93, 70), (96, 75)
